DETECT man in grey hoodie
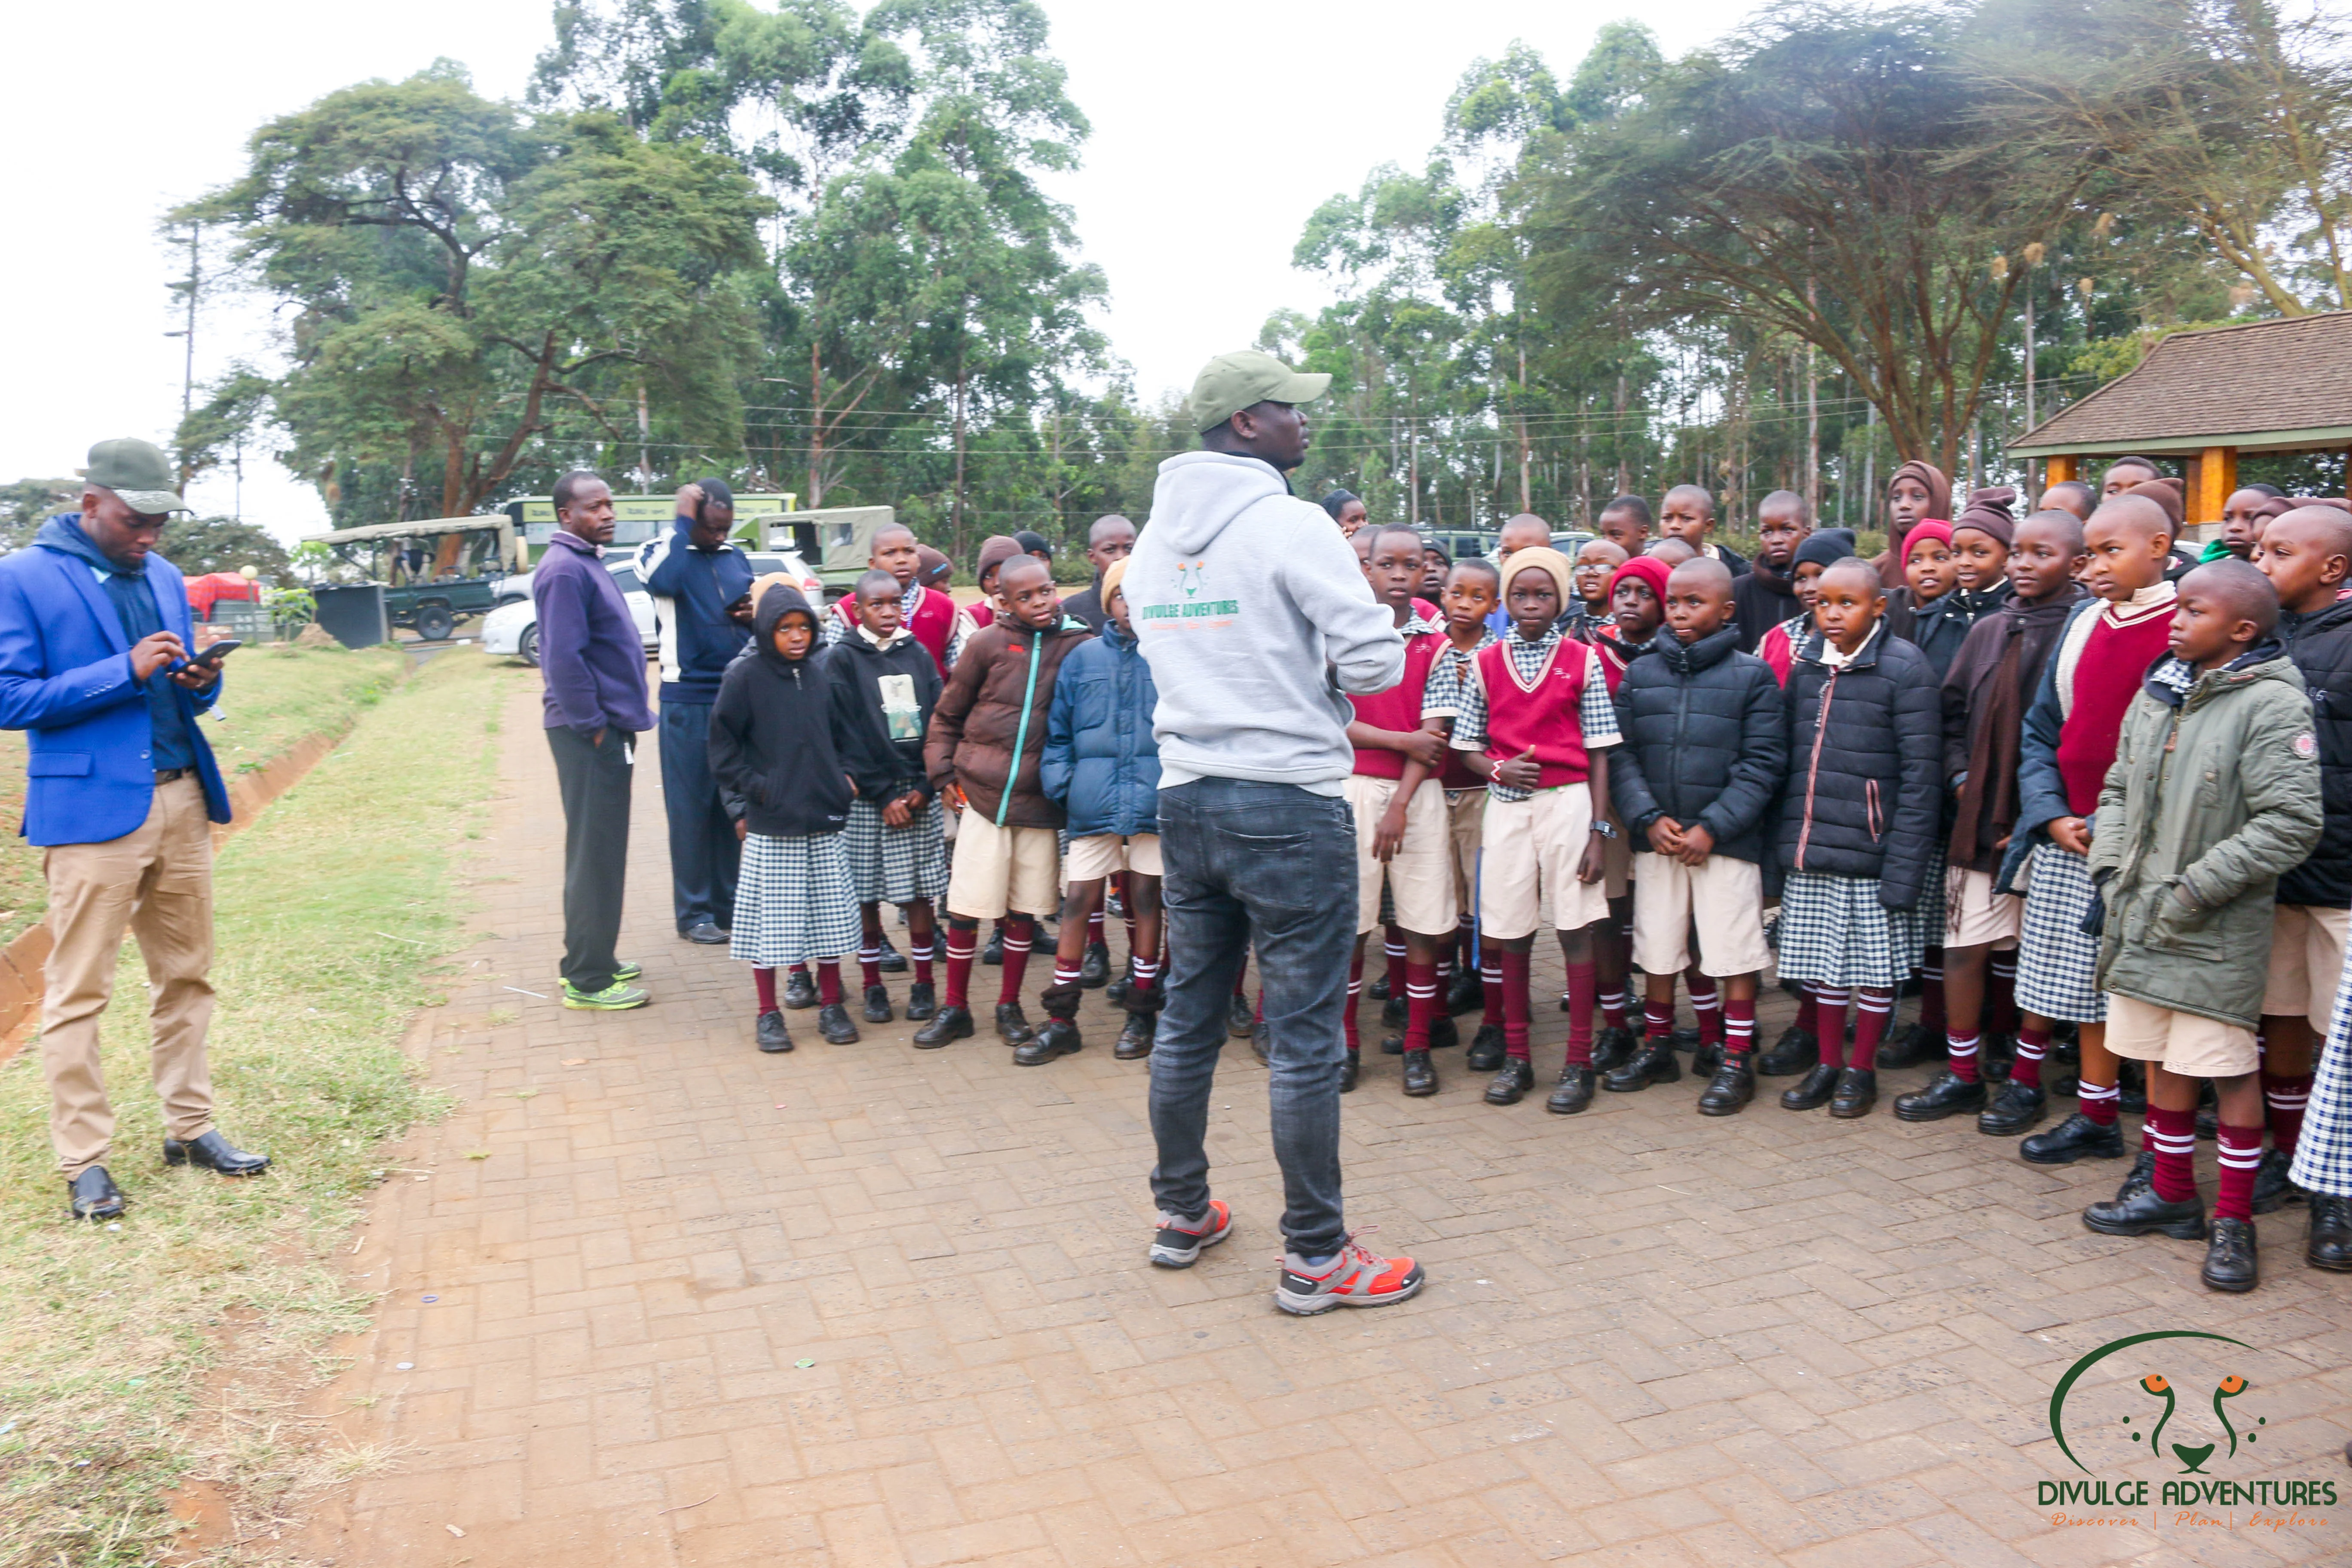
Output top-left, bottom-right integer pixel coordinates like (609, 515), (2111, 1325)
(1128, 350), (1424, 1315)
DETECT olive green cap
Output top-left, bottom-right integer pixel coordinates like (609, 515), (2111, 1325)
(1188, 350), (1330, 434)
(82, 438), (190, 516)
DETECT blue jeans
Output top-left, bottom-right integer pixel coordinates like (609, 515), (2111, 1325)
(1150, 778), (1355, 1257)
(657, 701), (740, 931)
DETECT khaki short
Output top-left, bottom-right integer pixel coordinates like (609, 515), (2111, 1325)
(1630, 852), (1772, 977)
(2260, 903), (2349, 1030)
(1478, 784), (1610, 941)
(945, 811), (1060, 920)
(2104, 992), (2260, 1078)
(1945, 867), (2023, 950)
(1065, 832), (1162, 883)
(1345, 775), (1458, 937)
(1446, 788), (1483, 916)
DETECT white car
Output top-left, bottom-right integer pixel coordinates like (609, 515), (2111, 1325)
(480, 550), (821, 666)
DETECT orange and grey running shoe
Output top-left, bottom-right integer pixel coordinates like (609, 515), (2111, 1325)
(1275, 1231), (1424, 1315)
(1149, 1199), (1234, 1268)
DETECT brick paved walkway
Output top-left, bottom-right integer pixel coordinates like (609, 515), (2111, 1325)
(300, 678), (2348, 1567)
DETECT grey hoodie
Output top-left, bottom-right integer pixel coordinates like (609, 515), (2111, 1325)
(1127, 452), (1404, 792)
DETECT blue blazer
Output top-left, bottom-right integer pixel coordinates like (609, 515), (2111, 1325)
(0, 542), (228, 846)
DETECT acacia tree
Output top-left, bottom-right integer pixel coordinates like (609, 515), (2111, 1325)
(1519, 4), (2092, 476)
(186, 63), (769, 520)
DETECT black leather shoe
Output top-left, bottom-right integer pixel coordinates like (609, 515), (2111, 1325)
(1015, 1017), (1081, 1066)
(2020, 1111), (2125, 1164)
(1977, 1081), (2047, 1136)
(1378, 1031), (1406, 1057)
(1226, 994), (1255, 1040)
(69, 1166), (126, 1220)
(1875, 1021), (1942, 1070)
(2201, 1216), (2259, 1292)
(2306, 1194), (2352, 1271)
(1334, 1050), (1357, 1092)
(1692, 1039), (1723, 1078)
(1381, 992), (1407, 1028)
(1828, 1067), (1877, 1118)
(1893, 1069), (1988, 1123)
(2114, 1146), (2156, 1200)
(1757, 1026), (1818, 1077)
(1697, 1055), (1755, 1116)
(1484, 1057), (1534, 1105)
(1780, 1061), (1840, 1111)
(756, 1010), (792, 1052)
(1427, 1015), (1458, 1051)
(1590, 1025), (1636, 1073)
(1106, 972), (1131, 1005)
(163, 1130), (270, 1176)
(817, 1003), (861, 1044)
(1402, 1050), (1438, 1097)
(1546, 1063), (1596, 1115)
(994, 1002), (1034, 1044)
(2251, 1147), (2303, 1215)
(783, 970), (819, 1010)
(1980, 1033), (2015, 1082)
(1446, 968), (1484, 1015)
(862, 984), (893, 1024)
(1603, 1037), (1680, 1093)
(912, 1004), (974, 1048)
(981, 928), (1004, 966)
(2084, 1182), (2207, 1240)
(1466, 1023), (1506, 1072)
(1367, 971), (1391, 1001)
(876, 935), (908, 973)
(1113, 1013), (1155, 1060)
(1080, 943), (1112, 988)
(683, 921), (727, 945)
(905, 980), (937, 1021)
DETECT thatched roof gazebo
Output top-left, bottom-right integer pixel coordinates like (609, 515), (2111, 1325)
(2010, 312), (2352, 524)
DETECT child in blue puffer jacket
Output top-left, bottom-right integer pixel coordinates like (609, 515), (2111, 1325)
(1032, 560), (1162, 1065)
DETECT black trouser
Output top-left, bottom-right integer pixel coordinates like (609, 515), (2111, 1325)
(548, 725), (634, 993)
(657, 700), (739, 931)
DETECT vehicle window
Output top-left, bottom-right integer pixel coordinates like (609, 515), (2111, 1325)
(609, 568), (644, 593)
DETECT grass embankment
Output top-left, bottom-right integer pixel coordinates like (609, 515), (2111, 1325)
(0, 649), (521, 1567)
(0, 645), (411, 950)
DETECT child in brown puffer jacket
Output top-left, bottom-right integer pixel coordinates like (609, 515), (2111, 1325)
(917, 556), (1093, 1049)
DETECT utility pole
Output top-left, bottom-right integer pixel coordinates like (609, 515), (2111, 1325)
(165, 222), (199, 487)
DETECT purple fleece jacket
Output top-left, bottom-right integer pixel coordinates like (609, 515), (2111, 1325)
(533, 530), (655, 736)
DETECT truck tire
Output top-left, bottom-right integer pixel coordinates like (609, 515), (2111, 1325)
(518, 624), (539, 667)
(416, 605), (456, 642)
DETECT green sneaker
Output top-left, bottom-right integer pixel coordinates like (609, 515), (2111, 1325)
(613, 960), (642, 982)
(563, 981), (649, 1011)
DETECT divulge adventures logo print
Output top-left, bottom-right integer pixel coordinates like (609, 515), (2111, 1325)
(2036, 1329), (2336, 1533)
(1136, 560), (1237, 630)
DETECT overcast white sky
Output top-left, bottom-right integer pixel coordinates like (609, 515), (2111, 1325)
(3, 0), (1759, 538)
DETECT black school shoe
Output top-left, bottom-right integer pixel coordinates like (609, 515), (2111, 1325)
(2202, 1217), (2259, 1292)
(1977, 1081), (2046, 1136)
(1875, 1021), (1942, 1070)
(1590, 1025), (1636, 1073)
(2083, 1182), (2207, 1240)
(1779, 1062), (1839, 1111)
(1446, 968), (1484, 1016)
(994, 1002), (1035, 1045)
(1602, 1037), (1679, 1093)
(1756, 1026), (1818, 1077)
(1546, 1063), (1595, 1115)
(1366, 972), (1391, 1002)
(2113, 1147), (2156, 1200)
(756, 1010), (792, 1052)
(2249, 1147), (2303, 1214)
(1484, 1057), (1534, 1105)
(2306, 1194), (2352, 1271)
(1382, 993), (1407, 1028)
(1828, 1067), (1877, 1118)
(1465, 1023), (1506, 1072)
(876, 934), (908, 973)
(1893, 1069), (1987, 1123)
(783, 970), (819, 1010)
(1226, 994), (1255, 1040)
(1080, 942), (1112, 988)
(1339, 1051), (1360, 1092)
(1697, 1055), (1755, 1116)
(980, 928), (1004, 966)
(863, 984), (894, 1024)
(905, 980), (937, 1021)
(2020, 1111), (2124, 1164)
(1401, 1050), (1438, 1097)
(912, 1004), (974, 1048)
(1014, 1018), (1081, 1066)
(1113, 1011), (1155, 1060)
(817, 1003), (861, 1044)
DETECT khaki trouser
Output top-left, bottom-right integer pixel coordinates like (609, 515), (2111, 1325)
(41, 776), (217, 1177)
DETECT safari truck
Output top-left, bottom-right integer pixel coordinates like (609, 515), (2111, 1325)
(299, 515), (529, 643)
(500, 490), (800, 563)
(751, 505), (897, 603)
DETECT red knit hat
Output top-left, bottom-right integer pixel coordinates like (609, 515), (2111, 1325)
(1902, 521), (1954, 560)
(1608, 554), (1673, 606)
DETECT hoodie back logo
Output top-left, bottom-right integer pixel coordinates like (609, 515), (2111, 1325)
(1136, 560), (1239, 630)
(1176, 560), (1208, 598)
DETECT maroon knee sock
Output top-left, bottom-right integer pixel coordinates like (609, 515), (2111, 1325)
(1813, 988), (1849, 1069)
(2150, 1105), (2199, 1204)
(2264, 1067), (2312, 1158)
(816, 960), (843, 1006)
(1344, 944), (1365, 1052)
(2012, 1024), (2049, 1090)
(1795, 983), (1820, 1039)
(1724, 996), (1755, 1057)
(1233, 956), (1248, 997)
(1480, 948), (1504, 1027)
(1383, 925), (1406, 992)
(998, 915), (1035, 1004)
(2214, 1121), (2264, 1221)
(944, 924), (977, 1010)
(1945, 1026), (1982, 1084)
(1403, 959), (1437, 1053)
(1686, 969), (1722, 1047)
(755, 966), (778, 1012)
(1087, 909), (1106, 948)
(2078, 1067), (2119, 1126)
(1643, 996), (1674, 1041)
(1501, 948), (1532, 1060)
(1853, 988), (1893, 1066)
(1562, 959), (1597, 1067)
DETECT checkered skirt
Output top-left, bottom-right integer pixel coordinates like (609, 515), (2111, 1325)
(2290, 950), (2352, 1196)
(842, 796), (949, 906)
(729, 831), (863, 967)
(2014, 842), (2106, 1023)
(1773, 871), (1928, 990)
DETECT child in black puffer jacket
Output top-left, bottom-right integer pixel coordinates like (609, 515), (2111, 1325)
(1774, 557), (1944, 1120)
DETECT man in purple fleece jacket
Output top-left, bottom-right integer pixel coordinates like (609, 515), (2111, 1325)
(534, 470), (657, 1010)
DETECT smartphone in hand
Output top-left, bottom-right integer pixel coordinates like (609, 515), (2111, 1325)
(195, 639), (242, 667)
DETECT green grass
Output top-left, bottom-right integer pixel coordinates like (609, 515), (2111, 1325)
(0, 645), (411, 949)
(0, 649), (521, 1568)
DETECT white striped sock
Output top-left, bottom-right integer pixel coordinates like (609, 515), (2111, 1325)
(1947, 1031), (1981, 1058)
(2078, 1080), (2120, 1104)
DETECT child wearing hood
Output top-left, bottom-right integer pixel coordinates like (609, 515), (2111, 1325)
(1755, 527), (1855, 687)
(1873, 459), (1951, 590)
(710, 580), (861, 1053)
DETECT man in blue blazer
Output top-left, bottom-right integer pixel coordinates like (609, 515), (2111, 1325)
(0, 438), (270, 1220)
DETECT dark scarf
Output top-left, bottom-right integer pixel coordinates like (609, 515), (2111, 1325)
(1949, 585), (2082, 866)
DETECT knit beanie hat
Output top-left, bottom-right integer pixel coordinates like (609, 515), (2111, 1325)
(1954, 486), (2017, 547)
(1794, 528), (1859, 571)
(1101, 557), (1130, 606)
(975, 535), (1023, 581)
(1901, 521), (1953, 560)
(1498, 545), (1576, 603)
(1606, 554), (1673, 606)
(915, 544), (952, 585)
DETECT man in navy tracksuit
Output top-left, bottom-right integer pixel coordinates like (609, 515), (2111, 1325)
(639, 479), (755, 943)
